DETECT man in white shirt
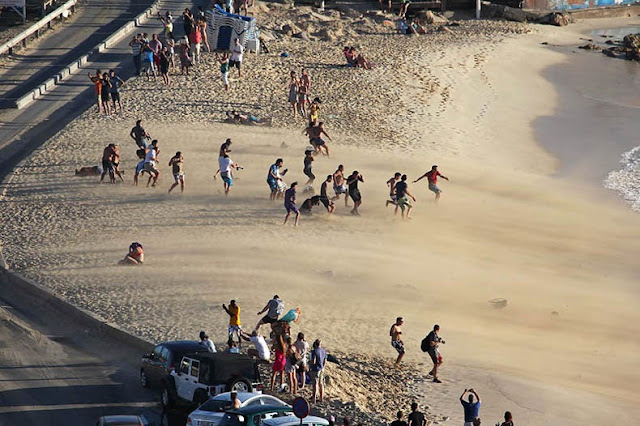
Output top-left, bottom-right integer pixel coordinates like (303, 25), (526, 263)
(218, 154), (240, 196)
(143, 140), (160, 187)
(242, 330), (270, 361)
(230, 38), (244, 79)
(199, 330), (216, 353)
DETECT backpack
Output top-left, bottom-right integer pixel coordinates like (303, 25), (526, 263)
(420, 336), (429, 352)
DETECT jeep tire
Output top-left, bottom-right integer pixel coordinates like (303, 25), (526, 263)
(227, 377), (252, 393)
(161, 383), (175, 409)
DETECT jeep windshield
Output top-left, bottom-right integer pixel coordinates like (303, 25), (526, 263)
(198, 399), (232, 412)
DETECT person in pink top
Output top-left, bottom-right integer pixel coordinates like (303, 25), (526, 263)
(414, 165), (449, 201)
(189, 25), (203, 65)
(149, 33), (163, 55)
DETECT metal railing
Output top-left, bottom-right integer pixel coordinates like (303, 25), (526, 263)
(0, 0), (78, 56)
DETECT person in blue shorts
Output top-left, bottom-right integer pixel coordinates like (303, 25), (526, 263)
(283, 182), (299, 226)
(267, 158), (287, 201)
(219, 154), (240, 196)
(414, 165), (449, 201)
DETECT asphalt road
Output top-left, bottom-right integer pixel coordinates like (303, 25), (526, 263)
(0, 1), (201, 425)
(0, 0), (152, 106)
(0, 0), (198, 181)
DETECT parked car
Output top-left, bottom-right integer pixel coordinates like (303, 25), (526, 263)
(96, 415), (147, 426)
(161, 353), (263, 410)
(218, 405), (295, 426)
(263, 416), (329, 426)
(141, 340), (210, 389)
(187, 392), (289, 426)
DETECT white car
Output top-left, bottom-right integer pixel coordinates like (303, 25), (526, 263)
(263, 416), (329, 426)
(187, 392), (290, 426)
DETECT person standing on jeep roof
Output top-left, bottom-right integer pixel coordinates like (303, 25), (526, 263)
(255, 295), (284, 331)
(199, 331), (216, 353)
(223, 300), (242, 346)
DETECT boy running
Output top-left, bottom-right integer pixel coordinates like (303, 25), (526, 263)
(168, 151), (185, 193)
(395, 175), (416, 219)
(283, 182), (300, 226)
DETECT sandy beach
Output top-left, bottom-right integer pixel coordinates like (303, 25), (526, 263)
(1, 5), (640, 425)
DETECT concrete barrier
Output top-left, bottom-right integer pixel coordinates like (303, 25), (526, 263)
(0, 0), (79, 56)
(12, 0), (161, 109)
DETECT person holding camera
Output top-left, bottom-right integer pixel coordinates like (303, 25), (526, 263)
(425, 324), (444, 383)
(460, 388), (481, 426)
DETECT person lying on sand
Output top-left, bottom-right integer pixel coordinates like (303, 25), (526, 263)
(118, 242), (144, 265)
(75, 166), (101, 177)
(225, 110), (272, 126)
(300, 195), (335, 215)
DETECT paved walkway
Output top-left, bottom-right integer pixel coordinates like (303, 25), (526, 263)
(0, 0), (193, 179)
(0, 0), (152, 108)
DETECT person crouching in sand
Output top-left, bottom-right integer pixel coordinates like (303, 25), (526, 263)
(118, 242), (144, 265)
(283, 182), (300, 226)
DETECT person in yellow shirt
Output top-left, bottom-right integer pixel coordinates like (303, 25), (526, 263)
(223, 300), (242, 347)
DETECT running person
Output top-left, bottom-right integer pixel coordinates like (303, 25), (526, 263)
(100, 144), (116, 184)
(390, 317), (405, 365)
(346, 170), (364, 215)
(283, 182), (300, 226)
(395, 174), (416, 219)
(219, 154), (240, 196)
(414, 165), (449, 201)
(168, 151), (185, 193)
(386, 172), (402, 211)
(267, 158), (287, 201)
(303, 149), (315, 185)
(332, 165), (349, 206)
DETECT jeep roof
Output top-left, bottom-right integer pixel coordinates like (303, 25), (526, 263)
(179, 352), (261, 384)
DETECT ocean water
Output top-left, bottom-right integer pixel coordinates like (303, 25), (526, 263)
(590, 27), (640, 213)
(604, 146), (640, 212)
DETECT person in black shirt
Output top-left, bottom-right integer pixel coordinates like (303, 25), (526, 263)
(346, 170), (364, 215)
(300, 195), (335, 215)
(303, 150), (315, 185)
(390, 411), (408, 426)
(425, 324), (444, 383)
(220, 138), (232, 157)
(395, 174), (416, 219)
(407, 403), (426, 426)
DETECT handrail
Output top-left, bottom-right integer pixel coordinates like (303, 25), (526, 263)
(0, 0), (78, 56)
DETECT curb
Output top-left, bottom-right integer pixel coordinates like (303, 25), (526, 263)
(0, 263), (154, 355)
(13, 0), (160, 110)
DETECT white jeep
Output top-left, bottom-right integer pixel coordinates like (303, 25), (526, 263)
(161, 352), (263, 410)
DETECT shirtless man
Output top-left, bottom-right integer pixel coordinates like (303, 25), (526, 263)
(390, 317), (405, 365)
(111, 144), (125, 183)
(100, 144), (116, 184)
(386, 172), (402, 213)
(168, 151), (185, 193)
(304, 122), (332, 157)
(332, 165), (349, 206)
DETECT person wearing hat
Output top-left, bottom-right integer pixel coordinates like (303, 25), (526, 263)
(199, 331), (216, 353)
(309, 97), (321, 122)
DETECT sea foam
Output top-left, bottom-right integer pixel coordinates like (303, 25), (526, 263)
(604, 145), (640, 212)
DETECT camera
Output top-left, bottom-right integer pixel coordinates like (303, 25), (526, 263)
(236, 166), (244, 170)
(438, 338), (445, 344)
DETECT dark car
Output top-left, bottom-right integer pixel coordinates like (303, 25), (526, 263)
(162, 352), (263, 409)
(218, 405), (294, 426)
(140, 340), (210, 389)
